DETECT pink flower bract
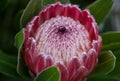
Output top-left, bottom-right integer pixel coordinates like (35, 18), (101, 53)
(22, 2), (102, 81)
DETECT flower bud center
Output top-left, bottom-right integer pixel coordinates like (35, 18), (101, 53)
(58, 26), (67, 34)
(35, 16), (91, 65)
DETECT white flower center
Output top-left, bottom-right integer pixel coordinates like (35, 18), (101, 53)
(35, 16), (91, 65)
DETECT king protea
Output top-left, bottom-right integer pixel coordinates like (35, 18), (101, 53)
(21, 2), (102, 81)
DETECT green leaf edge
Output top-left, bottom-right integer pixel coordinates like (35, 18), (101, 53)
(15, 29), (24, 50)
(107, 50), (120, 80)
(87, 0), (114, 25)
(15, 29), (24, 73)
(15, 29), (31, 80)
(99, 50), (116, 75)
(101, 32), (120, 51)
(34, 66), (60, 81)
(91, 50), (116, 77)
(20, 0), (42, 28)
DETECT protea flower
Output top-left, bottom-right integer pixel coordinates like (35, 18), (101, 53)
(21, 2), (102, 81)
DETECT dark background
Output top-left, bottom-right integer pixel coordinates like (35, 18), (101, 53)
(0, 0), (29, 54)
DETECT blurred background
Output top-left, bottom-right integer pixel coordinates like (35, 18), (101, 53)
(0, 0), (119, 56)
(0, 0), (29, 54)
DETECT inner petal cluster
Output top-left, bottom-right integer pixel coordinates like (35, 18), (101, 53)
(34, 16), (91, 65)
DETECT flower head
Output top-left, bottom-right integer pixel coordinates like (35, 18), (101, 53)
(22, 2), (102, 81)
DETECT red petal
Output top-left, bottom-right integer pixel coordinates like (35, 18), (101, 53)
(54, 2), (64, 16)
(86, 17), (98, 40)
(38, 2), (64, 24)
(62, 5), (69, 16)
(30, 16), (40, 36)
(79, 10), (89, 25)
(24, 25), (31, 43)
(80, 10), (98, 40)
(25, 16), (39, 41)
(38, 3), (83, 24)
(39, 12), (46, 25)
(92, 36), (102, 56)
(24, 52), (34, 72)
(56, 62), (68, 81)
(33, 54), (54, 75)
(71, 66), (88, 81)
(34, 54), (46, 74)
(85, 49), (97, 73)
(47, 5), (56, 18)
(24, 37), (36, 72)
(24, 37), (36, 65)
(67, 57), (81, 81)
(67, 6), (82, 21)
(82, 53), (87, 64)
(45, 55), (54, 67)
(97, 36), (102, 55)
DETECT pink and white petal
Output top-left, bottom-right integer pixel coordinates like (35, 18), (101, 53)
(82, 53), (88, 64)
(92, 36), (102, 56)
(97, 36), (102, 55)
(24, 37), (36, 60)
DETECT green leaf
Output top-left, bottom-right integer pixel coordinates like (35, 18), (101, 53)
(88, 32), (120, 81)
(15, 29), (32, 80)
(34, 67), (60, 81)
(15, 29), (24, 50)
(88, 76), (119, 81)
(101, 32), (120, 51)
(87, 51), (116, 81)
(20, 0), (42, 28)
(88, 50), (120, 81)
(0, 50), (19, 78)
(20, 0), (70, 28)
(93, 51), (116, 76)
(107, 50), (120, 80)
(101, 32), (120, 80)
(87, 0), (114, 24)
